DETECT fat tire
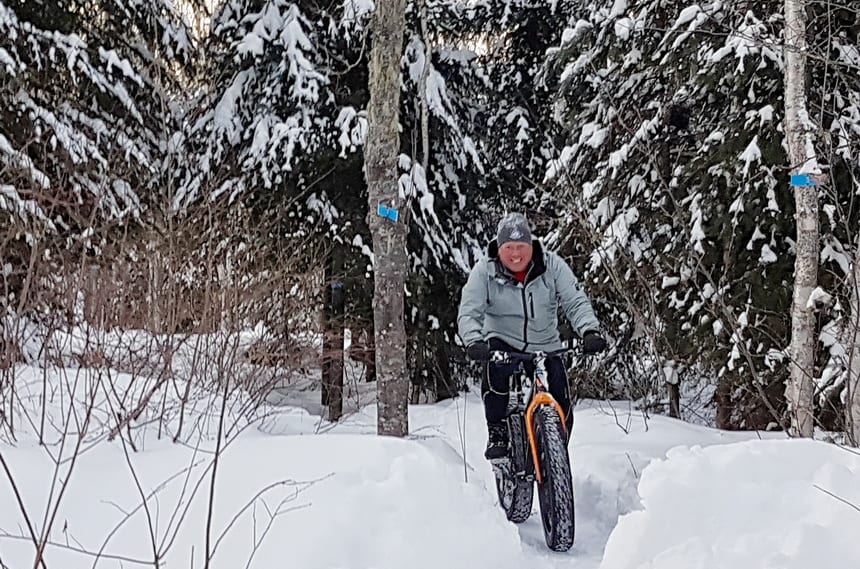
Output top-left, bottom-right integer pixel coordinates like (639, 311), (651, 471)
(493, 414), (534, 523)
(534, 405), (575, 551)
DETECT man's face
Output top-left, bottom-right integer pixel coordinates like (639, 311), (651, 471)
(499, 241), (533, 273)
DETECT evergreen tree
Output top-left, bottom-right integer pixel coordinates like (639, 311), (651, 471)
(1, 0), (194, 228)
(542, 1), (859, 428)
(1, 0), (195, 322)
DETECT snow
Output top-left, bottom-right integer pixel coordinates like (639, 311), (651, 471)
(0, 184), (55, 228)
(0, 132), (51, 189)
(739, 135), (761, 176)
(98, 47), (144, 86)
(746, 225), (765, 250)
(609, 0), (629, 19)
(562, 20), (593, 45)
(0, 46), (17, 74)
(342, 0), (375, 26)
(334, 106), (367, 156)
(673, 5), (702, 29)
(213, 70), (251, 143)
(601, 440), (860, 569)
(821, 240), (852, 274)
(806, 286), (833, 309)
(689, 194), (706, 255)
(5, 351), (857, 569)
(663, 4), (712, 52)
(705, 130), (724, 144)
(580, 122), (608, 149)
(590, 207), (639, 269)
(614, 17), (633, 40)
(758, 104), (775, 125)
(237, 31), (264, 55)
(759, 244), (777, 264)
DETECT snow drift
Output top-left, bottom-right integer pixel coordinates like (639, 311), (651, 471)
(3, 363), (859, 569)
(601, 439), (860, 569)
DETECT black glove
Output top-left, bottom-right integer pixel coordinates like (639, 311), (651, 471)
(581, 331), (607, 354)
(466, 341), (490, 361)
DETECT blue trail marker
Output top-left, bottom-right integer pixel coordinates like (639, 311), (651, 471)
(377, 204), (399, 222)
(790, 173), (817, 187)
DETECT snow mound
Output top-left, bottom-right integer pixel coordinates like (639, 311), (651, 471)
(279, 436), (530, 569)
(601, 439), (860, 569)
(1, 432), (530, 569)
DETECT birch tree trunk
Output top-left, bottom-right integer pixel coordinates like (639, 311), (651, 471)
(365, 0), (409, 437)
(845, 238), (860, 445)
(784, 0), (818, 438)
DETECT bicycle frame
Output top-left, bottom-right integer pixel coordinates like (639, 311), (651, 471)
(525, 369), (567, 483)
(492, 349), (570, 483)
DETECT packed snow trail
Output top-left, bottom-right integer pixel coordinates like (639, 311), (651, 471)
(2, 369), (860, 568)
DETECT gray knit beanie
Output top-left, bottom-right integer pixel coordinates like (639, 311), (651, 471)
(496, 212), (533, 246)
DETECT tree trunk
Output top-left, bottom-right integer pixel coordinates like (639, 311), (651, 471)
(783, 0), (818, 438)
(321, 322), (331, 406)
(668, 383), (681, 419)
(328, 280), (345, 422)
(364, 327), (377, 382)
(321, 251), (345, 421)
(365, 0), (409, 437)
(663, 361), (681, 419)
(715, 376), (734, 430)
(845, 238), (860, 445)
(419, 0), (430, 173)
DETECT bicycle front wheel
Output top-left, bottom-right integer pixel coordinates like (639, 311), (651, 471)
(533, 405), (575, 551)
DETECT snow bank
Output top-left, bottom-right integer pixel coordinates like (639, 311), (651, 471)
(601, 439), (860, 569)
(6, 359), (855, 569)
(0, 413), (529, 569)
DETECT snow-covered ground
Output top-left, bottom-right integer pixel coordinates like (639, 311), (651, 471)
(2, 364), (860, 568)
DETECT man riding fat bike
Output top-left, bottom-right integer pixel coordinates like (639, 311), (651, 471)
(457, 212), (607, 460)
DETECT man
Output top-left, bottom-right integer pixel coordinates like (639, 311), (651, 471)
(457, 212), (607, 459)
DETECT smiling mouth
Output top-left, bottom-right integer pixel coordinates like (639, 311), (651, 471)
(512, 258), (523, 264)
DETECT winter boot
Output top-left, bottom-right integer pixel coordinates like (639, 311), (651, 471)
(484, 421), (509, 460)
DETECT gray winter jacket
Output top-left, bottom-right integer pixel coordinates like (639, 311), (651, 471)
(457, 240), (600, 352)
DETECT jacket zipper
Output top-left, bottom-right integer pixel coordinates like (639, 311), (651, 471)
(529, 292), (535, 318)
(521, 263), (534, 347)
(521, 286), (529, 346)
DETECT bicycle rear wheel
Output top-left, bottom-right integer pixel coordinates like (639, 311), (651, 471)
(533, 405), (575, 551)
(493, 413), (534, 523)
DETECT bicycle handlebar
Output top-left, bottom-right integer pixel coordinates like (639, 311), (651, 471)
(488, 347), (577, 363)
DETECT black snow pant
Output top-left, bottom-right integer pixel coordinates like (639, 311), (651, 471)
(481, 338), (574, 433)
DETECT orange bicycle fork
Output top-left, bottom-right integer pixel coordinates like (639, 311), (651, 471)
(524, 377), (568, 484)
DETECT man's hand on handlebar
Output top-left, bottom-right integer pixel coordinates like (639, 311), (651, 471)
(466, 341), (490, 361)
(581, 330), (607, 354)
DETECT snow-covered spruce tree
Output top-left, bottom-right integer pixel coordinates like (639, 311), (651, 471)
(542, 1), (859, 429)
(172, 0), (590, 402)
(458, 0), (575, 206)
(170, 1), (377, 414)
(399, 0), (497, 400)
(0, 0), (195, 328)
(172, 1), (495, 401)
(1, 0), (195, 223)
(808, 5), (860, 438)
(398, 0), (583, 400)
